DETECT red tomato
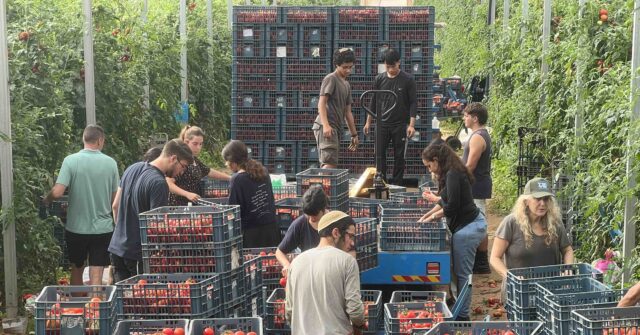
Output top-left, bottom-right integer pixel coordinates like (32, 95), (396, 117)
(599, 8), (608, 16)
(279, 277), (287, 287)
(202, 327), (214, 335)
(163, 328), (174, 335)
(174, 328), (185, 335)
(234, 331), (245, 335)
(247, 332), (257, 335)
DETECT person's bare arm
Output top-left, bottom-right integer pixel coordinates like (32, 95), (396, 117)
(465, 133), (486, 173)
(207, 168), (231, 181)
(44, 184), (66, 205)
(562, 245), (574, 264)
(112, 187), (122, 224)
(318, 95), (332, 138)
(618, 282), (640, 307)
(490, 237), (510, 278)
(166, 177), (199, 202)
(276, 248), (292, 277)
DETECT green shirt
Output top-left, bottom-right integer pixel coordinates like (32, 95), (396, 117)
(56, 149), (119, 234)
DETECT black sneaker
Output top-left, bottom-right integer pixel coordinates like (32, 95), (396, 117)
(473, 251), (491, 274)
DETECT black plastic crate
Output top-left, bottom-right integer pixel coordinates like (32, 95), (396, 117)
(139, 205), (241, 244)
(298, 25), (331, 59)
(282, 6), (332, 24)
(506, 263), (603, 309)
(116, 273), (221, 319)
(233, 6), (278, 24)
(282, 57), (331, 75)
(189, 317), (263, 335)
(245, 140), (265, 161)
(221, 267), (245, 307)
(232, 91), (264, 108)
(333, 7), (383, 40)
(232, 107), (279, 125)
(233, 57), (279, 75)
(232, 36), (265, 58)
(265, 288), (289, 334)
(361, 290), (383, 334)
(35, 285), (116, 335)
(541, 290), (626, 335)
(266, 25), (298, 58)
(265, 91), (298, 108)
(355, 218), (378, 272)
(385, 22), (435, 42)
(348, 74), (377, 91)
(281, 108), (316, 126)
(506, 302), (538, 321)
(380, 219), (450, 252)
(297, 141), (320, 169)
(296, 168), (349, 197)
(384, 301), (453, 335)
(384, 6), (435, 24)
(231, 73), (278, 91)
(349, 197), (391, 218)
(281, 123), (315, 141)
(200, 178), (230, 198)
(243, 247), (298, 293)
(142, 236), (243, 274)
(114, 319), (189, 335)
(231, 123), (279, 141)
(422, 321), (543, 335)
(273, 184), (297, 201)
(389, 291), (447, 303)
(401, 41), (435, 61)
(299, 91), (321, 109)
(369, 41), (401, 65)
(265, 141), (297, 174)
(389, 191), (434, 207)
(275, 197), (302, 231)
(571, 306), (640, 335)
(245, 287), (266, 318)
(243, 254), (264, 294)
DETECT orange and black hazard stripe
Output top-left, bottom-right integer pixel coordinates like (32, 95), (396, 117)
(392, 275), (441, 283)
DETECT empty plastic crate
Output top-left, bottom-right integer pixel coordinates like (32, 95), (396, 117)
(571, 306), (640, 335)
(421, 321), (544, 335)
(389, 191), (434, 206)
(114, 319), (189, 335)
(380, 219), (450, 252)
(541, 290), (626, 335)
(384, 301), (453, 335)
(506, 301), (538, 321)
(506, 263), (603, 309)
(142, 235), (243, 274)
(245, 287), (266, 318)
(221, 266), (245, 307)
(534, 277), (610, 325)
(189, 317), (263, 335)
(35, 285), (116, 335)
(389, 291), (447, 303)
(116, 273), (221, 319)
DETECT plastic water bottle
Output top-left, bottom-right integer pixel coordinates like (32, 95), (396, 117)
(432, 116), (440, 130)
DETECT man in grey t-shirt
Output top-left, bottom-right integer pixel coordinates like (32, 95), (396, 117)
(312, 48), (360, 168)
(285, 211), (365, 335)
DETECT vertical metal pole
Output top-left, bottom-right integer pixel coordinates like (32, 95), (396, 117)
(142, 0), (149, 110)
(540, 0), (551, 125)
(522, 0), (528, 21)
(575, 0), (585, 147)
(0, 0), (17, 319)
(83, 0), (96, 125)
(206, 0), (215, 115)
(180, 0), (188, 104)
(227, 0), (233, 29)
(622, 0), (640, 285)
(489, 0), (496, 24)
(503, 0), (510, 30)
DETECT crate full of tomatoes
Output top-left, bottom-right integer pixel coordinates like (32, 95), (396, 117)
(355, 217), (378, 272)
(116, 273), (222, 319)
(189, 317), (263, 335)
(266, 288), (382, 334)
(379, 218), (450, 252)
(200, 178), (230, 198)
(113, 319), (189, 335)
(243, 248), (298, 293)
(384, 301), (453, 335)
(35, 285), (116, 335)
(295, 168), (349, 198)
(139, 205), (241, 244)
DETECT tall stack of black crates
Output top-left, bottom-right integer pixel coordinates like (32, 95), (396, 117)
(231, 6), (437, 180)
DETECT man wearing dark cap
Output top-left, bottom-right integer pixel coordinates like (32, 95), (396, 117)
(285, 211), (365, 335)
(275, 185), (328, 276)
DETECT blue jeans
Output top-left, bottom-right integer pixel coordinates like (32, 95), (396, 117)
(451, 213), (487, 318)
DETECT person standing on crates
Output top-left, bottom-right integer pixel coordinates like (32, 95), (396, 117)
(43, 125), (120, 286)
(460, 102), (493, 274)
(363, 48), (417, 186)
(312, 48), (359, 169)
(490, 177), (574, 302)
(275, 185), (329, 276)
(222, 140), (281, 248)
(167, 125), (231, 205)
(109, 139), (193, 282)
(285, 211), (365, 335)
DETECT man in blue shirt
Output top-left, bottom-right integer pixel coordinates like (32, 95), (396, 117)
(109, 139), (193, 282)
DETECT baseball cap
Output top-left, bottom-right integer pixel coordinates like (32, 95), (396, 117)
(523, 177), (554, 198)
(317, 210), (354, 233)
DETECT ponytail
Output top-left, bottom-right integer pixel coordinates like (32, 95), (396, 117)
(179, 125), (205, 142)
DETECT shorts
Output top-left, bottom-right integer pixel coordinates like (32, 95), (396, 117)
(312, 123), (340, 166)
(65, 230), (113, 268)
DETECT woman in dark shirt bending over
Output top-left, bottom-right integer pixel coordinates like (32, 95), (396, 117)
(168, 126), (230, 205)
(418, 144), (487, 321)
(222, 140), (281, 248)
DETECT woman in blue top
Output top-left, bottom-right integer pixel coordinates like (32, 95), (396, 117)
(419, 144), (487, 321)
(222, 140), (281, 248)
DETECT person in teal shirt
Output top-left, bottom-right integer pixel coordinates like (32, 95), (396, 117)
(44, 125), (119, 285)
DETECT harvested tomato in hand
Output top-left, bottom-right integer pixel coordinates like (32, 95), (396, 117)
(279, 277), (287, 287)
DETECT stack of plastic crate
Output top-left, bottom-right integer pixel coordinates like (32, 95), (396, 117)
(275, 197), (302, 238)
(354, 217), (378, 272)
(35, 285), (117, 335)
(505, 263), (603, 322)
(189, 318), (264, 335)
(571, 306), (640, 335)
(378, 204), (449, 252)
(117, 204), (243, 319)
(384, 300), (452, 335)
(419, 321), (544, 335)
(296, 168), (349, 212)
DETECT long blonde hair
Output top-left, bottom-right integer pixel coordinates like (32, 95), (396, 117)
(512, 194), (563, 248)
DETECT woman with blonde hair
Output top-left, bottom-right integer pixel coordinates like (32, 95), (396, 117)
(168, 125), (231, 205)
(490, 177), (574, 286)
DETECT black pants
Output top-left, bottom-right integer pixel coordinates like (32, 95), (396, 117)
(110, 254), (143, 283)
(376, 124), (406, 185)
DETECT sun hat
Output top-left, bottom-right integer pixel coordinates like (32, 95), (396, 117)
(317, 210), (354, 233)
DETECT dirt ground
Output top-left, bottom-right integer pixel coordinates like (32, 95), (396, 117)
(470, 210), (507, 320)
